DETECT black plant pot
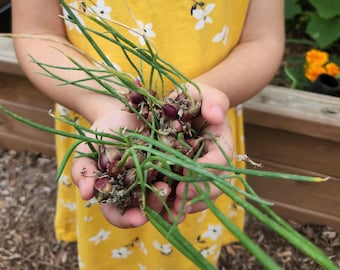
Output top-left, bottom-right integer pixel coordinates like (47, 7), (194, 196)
(0, 1), (11, 33)
(309, 74), (340, 97)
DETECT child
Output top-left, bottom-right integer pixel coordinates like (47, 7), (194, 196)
(12, 1), (284, 269)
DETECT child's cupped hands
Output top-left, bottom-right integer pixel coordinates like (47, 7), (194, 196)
(70, 84), (232, 228)
(70, 97), (172, 228)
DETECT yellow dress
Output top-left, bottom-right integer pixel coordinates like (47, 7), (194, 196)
(55, 1), (248, 269)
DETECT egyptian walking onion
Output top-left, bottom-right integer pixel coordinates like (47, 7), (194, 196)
(0, 1), (338, 269)
(93, 83), (204, 213)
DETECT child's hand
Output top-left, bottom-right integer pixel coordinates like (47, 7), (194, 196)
(163, 84), (233, 222)
(71, 98), (171, 228)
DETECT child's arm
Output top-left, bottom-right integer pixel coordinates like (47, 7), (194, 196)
(11, 0), (124, 123)
(12, 0), (172, 228)
(195, 0), (285, 107)
(171, 0), (285, 216)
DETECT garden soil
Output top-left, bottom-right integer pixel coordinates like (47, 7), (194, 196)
(0, 149), (339, 270)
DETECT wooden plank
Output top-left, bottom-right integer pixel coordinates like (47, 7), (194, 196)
(246, 165), (340, 218)
(244, 124), (340, 178)
(244, 85), (340, 142)
(244, 132), (340, 231)
(246, 160), (340, 232)
(0, 131), (55, 156)
(258, 200), (340, 233)
(0, 99), (54, 137)
(0, 70), (55, 156)
(0, 99), (55, 154)
(0, 37), (23, 75)
(0, 73), (53, 108)
(243, 86), (340, 230)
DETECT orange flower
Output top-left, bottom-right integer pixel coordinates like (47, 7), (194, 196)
(325, 62), (340, 77)
(305, 49), (329, 66)
(305, 64), (327, 82)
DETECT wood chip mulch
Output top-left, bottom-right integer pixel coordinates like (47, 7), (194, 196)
(0, 149), (339, 270)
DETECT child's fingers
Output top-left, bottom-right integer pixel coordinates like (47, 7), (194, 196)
(146, 181), (171, 213)
(189, 83), (230, 125)
(100, 182), (171, 228)
(71, 147), (98, 200)
(173, 181), (221, 214)
(100, 204), (148, 228)
(160, 206), (187, 224)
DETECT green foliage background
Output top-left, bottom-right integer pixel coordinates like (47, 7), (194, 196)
(272, 0), (340, 90)
(285, 0), (340, 49)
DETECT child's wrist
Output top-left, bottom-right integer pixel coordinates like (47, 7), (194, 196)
(74, 92), (126, 123)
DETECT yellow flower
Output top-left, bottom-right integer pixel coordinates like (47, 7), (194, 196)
(325, 62), (340, 77)
(305, 49), (329, 66)
(305, 64), (327, 82)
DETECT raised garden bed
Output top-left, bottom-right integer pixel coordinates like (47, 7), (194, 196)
(244, 85), (340, 232)
(1, 37), (340, 232)
(0, 37), (54, 156)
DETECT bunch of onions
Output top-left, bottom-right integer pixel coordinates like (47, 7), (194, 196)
(93, 83), (204, 213)
(0, 1), (338, 269)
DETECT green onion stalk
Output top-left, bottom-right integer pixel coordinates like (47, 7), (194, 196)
(0, 1), (338, 269)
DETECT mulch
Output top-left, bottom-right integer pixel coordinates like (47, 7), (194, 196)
(0, 149), (339, 270)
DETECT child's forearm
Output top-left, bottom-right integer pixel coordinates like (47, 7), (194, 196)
(194, 0), (285, 107)
(194, 38), (284, 107)
(12, 0), (126, 123)
(13, 36), (126, 122)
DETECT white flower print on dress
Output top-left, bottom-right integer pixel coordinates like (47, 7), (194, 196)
(138, 264), (146, 270)
(78, 256), (85, 268)
(228, 204), (238, 218)
(95, 56), (122, 72)
(67, 218), (76, 224)
(192, 3), (216, 30)
(62, 1), (85, 33)
(129, 20), (156, 46)
(200, 245), (217, 258)
(56, 104), (69, 117)
(89, 0), (112, 20)
(153, 240), (173, 255)
(88, 229), (111, 245)
(227, 203), (243, 218)
(59, 174), (71, 186)
(111, 247), (133, 258)
(138, 241), (148, 255)
(212, 25), (229, 45)
(60, 199), (77, 211)
(83, 216), (93, 222)
(201, 224), (222, 240)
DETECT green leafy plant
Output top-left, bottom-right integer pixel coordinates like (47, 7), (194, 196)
(1, 1), (339, 269)
(285, 0), (340, 49)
